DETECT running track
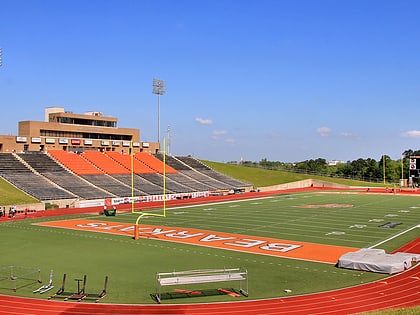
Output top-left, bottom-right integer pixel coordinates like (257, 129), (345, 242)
(1, 189), (419, 314)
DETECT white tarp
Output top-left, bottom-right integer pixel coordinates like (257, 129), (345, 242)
(337, 248), (420, 274)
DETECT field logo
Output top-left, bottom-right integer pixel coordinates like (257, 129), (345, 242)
(36, 219), (359, 264)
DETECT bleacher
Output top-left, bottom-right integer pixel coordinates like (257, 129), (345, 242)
(0, 150), (251, 201)
(176, 156), (249, 188)
(166, 173), (217, 192)
(82, 151), (131, 174)
(0, 153), (75, 200)
(48, 150), (103, 175)
(80, 174), (133, 197)
(139, 173), (195, 193)
(135, 152), (178, 174)
(19, 152), (112, 200)
(106, 151), (155, 174)
(111, 174), (165, 195)
(158, 155), (248, 190)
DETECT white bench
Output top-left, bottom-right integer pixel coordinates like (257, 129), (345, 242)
(154, 268), (248, 303)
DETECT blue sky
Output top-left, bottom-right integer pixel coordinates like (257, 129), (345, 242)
(0, 0), (419, 163)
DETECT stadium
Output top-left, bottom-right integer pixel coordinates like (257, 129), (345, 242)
(0, 108), (419, 315)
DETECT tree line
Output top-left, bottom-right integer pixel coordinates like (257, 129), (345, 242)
(235, 149), (420, 184)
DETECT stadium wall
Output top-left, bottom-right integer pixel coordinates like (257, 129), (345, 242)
(258, 179), (349, 192)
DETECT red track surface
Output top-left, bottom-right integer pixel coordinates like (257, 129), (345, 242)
(0, 258), (418, 315)
(1, 188), (419, 314)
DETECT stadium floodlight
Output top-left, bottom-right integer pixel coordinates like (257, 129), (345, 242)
(153, 78), (166, 145)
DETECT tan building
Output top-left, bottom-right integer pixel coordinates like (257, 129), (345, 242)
(0, 107), (159, 153)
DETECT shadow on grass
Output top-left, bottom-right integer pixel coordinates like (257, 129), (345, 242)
(151, 287), (242, 303)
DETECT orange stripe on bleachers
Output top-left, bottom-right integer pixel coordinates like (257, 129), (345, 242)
(47, 150), (104, 175)
(82, 151), (130, 174)
(135, 152), (178, 174)
(105, 151), (156, 174)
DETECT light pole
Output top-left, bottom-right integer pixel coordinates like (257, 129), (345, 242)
(153, 78), (166, 148)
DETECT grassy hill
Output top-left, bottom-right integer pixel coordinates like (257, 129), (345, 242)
(0, 177), (38, 206)
(201, 160), (386, 188)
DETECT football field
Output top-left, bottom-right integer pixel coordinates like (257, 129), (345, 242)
(1, 191), (419, 304)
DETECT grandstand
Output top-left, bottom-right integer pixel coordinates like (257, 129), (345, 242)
(0, 108), (250, 207)
(0, 150), (250, 202)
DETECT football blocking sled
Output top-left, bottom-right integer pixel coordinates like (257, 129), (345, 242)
(48, 274), (108, 302)
(33, 270), (54, 294)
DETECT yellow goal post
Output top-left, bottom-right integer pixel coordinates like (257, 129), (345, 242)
(131, 138), (167, 240)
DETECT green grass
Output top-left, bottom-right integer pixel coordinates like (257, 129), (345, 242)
(201, 160), (387, 188)
(0, 177), (38, 206)
(361, 306), (420, 315)
(1, 192), (419, 305)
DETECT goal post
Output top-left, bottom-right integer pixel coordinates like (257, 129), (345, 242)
(132, 138), (167, 240)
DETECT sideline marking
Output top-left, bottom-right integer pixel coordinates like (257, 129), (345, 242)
(36, 219), (359, 264)
(369, 224), (420, 249)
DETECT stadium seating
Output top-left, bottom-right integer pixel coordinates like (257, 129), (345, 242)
(0, 150), (251, 201)
(0, 153), (75, 200)
(82, 151), (130, 174)
(19, 152), (112, 199)
(48, 150), (103, 175)
(135, 152), (178, 174)
(105, 151), (155, 174)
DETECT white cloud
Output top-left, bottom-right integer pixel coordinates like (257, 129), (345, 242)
(213, 130), (227, 136)
(340, 132), (354, 137)
(225, 138), (236, 143)
(316, 127), (332, 137)
(401, 130), (420, 138)
(195, 117), (213, 125)
(211, 130), (228, 140)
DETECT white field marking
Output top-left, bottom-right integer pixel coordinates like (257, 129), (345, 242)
(369, 224), (420, 249)
(349, 224), (367, 229)
(325, 231), (346, 235)
(166, 196), (275, 211)
(87, 197), (274, 219)
(369, 219), (384, 222)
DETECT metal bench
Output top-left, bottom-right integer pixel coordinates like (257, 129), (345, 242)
(154, 268), (248, 303)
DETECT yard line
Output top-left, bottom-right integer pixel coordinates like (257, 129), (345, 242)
(369, 224), (420, 249)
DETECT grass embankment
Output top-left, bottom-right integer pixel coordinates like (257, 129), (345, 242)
(201, 160), (387, 188)
(361, 306), (420, 315)
(0, 177), (39, 206)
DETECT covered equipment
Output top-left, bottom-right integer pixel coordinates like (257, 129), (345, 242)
(337, 248), (420, 274)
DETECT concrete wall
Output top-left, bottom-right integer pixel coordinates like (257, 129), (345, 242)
(257, 179), (349, 192)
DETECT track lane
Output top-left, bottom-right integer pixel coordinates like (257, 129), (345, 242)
(0, 263), (418, 315)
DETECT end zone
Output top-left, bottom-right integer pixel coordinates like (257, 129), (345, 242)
(36, 219), (359, 264)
